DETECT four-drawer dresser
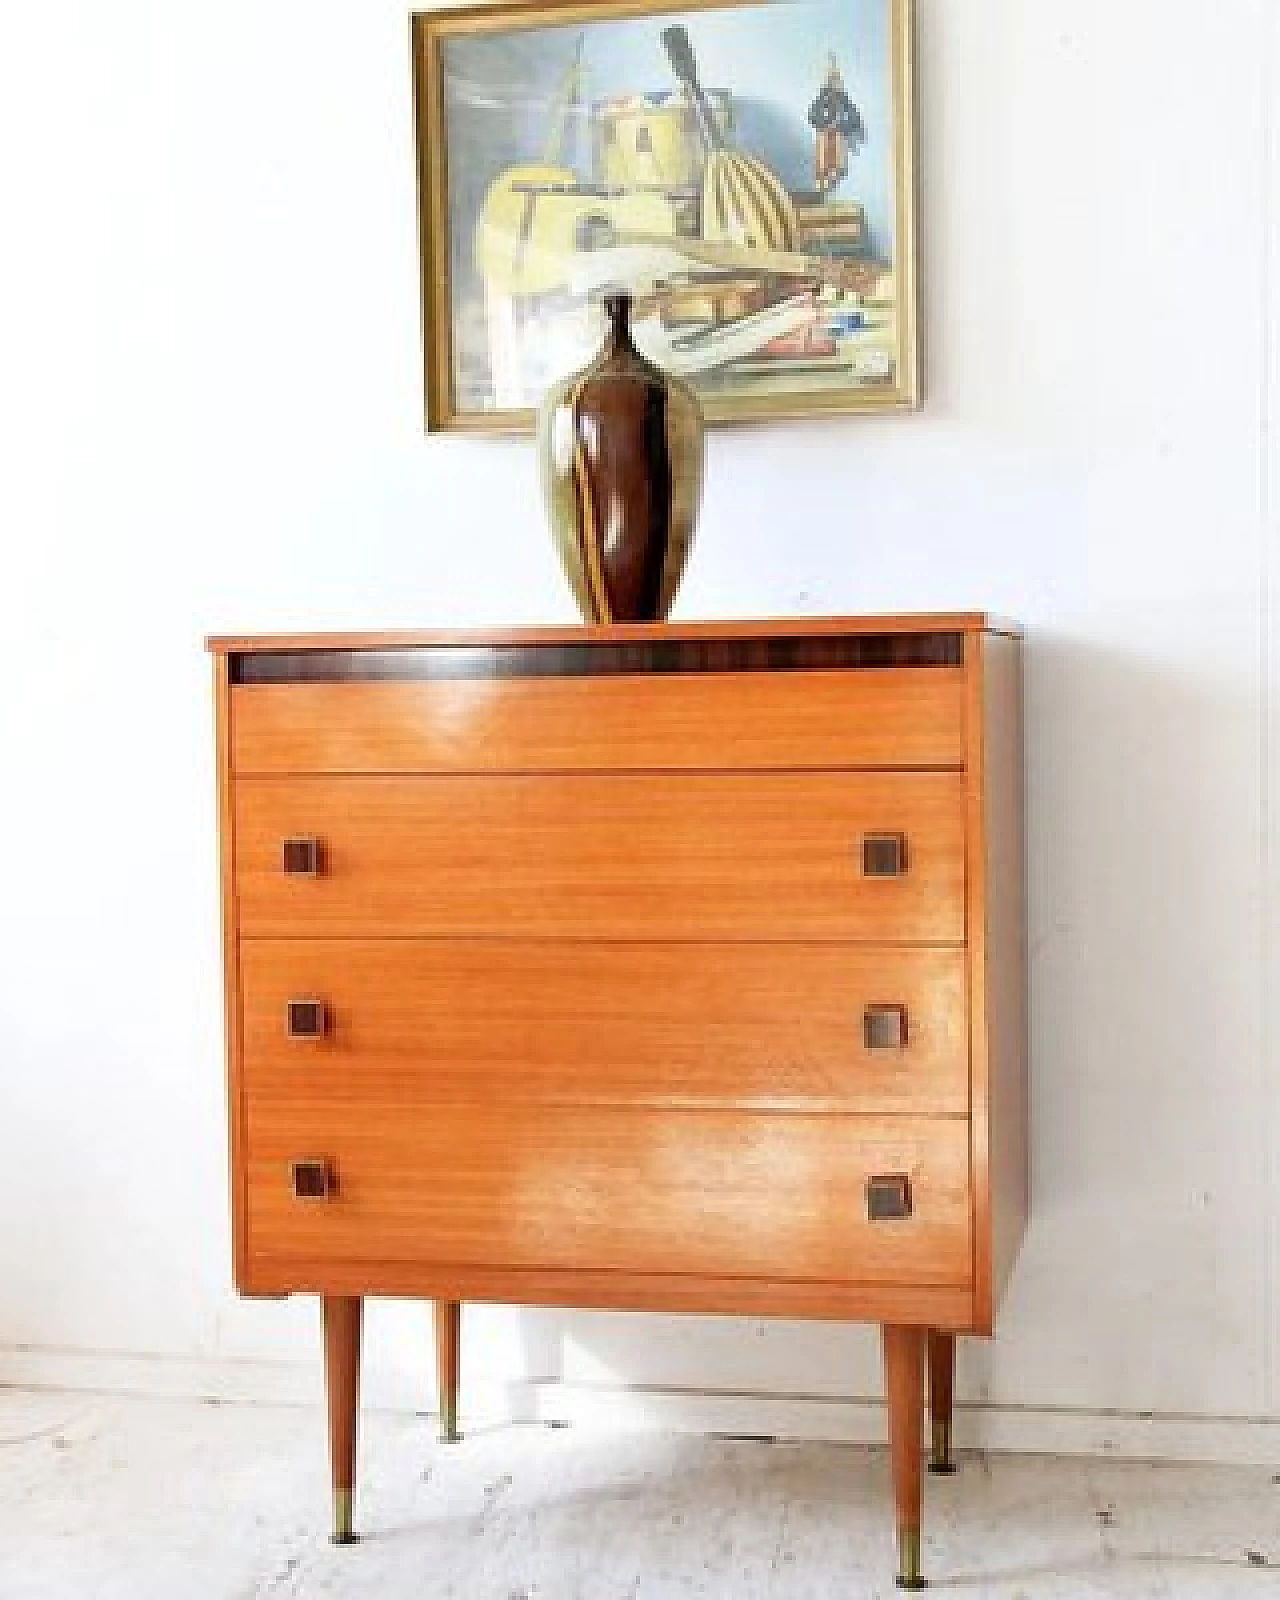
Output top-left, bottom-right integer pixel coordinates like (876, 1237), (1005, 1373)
(209, 615), (1027, 1589)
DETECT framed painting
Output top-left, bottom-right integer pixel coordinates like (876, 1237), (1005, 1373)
(412, 0), (918, 431)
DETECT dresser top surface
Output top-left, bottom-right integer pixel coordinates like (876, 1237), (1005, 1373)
(207, 614), (1019, 655)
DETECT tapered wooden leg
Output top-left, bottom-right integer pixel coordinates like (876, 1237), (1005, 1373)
(434, 1299), (461, 1443)
(882, 1324), (927, 1590)
(322, 1295), (362, 1545)
(927, 1331), (957, 1475)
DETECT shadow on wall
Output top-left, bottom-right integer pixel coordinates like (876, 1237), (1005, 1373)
(1019, 625), (1258, 1210)
(973, 625), (1262, 1416)
(360, 1301), (562, 1426)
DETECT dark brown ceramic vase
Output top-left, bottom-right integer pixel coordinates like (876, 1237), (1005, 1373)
(538, 291), (704, 623)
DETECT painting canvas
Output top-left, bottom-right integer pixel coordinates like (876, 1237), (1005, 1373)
(413, 0), (917, 430)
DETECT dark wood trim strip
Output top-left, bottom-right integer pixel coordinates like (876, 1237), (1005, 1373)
(229, 633), (965, 684)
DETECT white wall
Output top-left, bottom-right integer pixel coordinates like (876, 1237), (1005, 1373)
(1, 0), (1277, 1459)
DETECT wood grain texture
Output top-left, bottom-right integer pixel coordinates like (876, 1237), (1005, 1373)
(229, 637), (964, 685)
(968, 630), (1029, 1332)
(211, 613), (1028, 1572)
(207, 614), (1019, 656)
(927, 1328), (955, 1433)
(433, 1300), (460, 1442)
(322, 1294), (361, 1530)
(244, 1105), (972, 1287)
(239, 939), (969, 1115)
(229, 668), (965, 775)
(233, 772), (966, 943)
(882, 1324), (925, 1553)
(237, 1257), (975, 1327)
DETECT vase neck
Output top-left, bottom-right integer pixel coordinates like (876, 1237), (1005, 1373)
(602, 291), (634, 358)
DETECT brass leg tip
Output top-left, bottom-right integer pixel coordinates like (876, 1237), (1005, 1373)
(330, 1488), (358, 1545)
(929, 1419), (956, 1475)
(896, 1526), (927, 1590)
(439, 1407), (459, 1444)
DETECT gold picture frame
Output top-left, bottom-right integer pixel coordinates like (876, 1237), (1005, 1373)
(412, 0), (919, 431)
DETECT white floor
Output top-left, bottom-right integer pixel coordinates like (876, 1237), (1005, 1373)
(1, 1389), (1277, 1599)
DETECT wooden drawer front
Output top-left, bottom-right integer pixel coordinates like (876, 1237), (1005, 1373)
(230, 668), (965, 775)
(233, 773), (965, 942)
(240, 940), (969, 1115)
(245, 1107), (972, 1286)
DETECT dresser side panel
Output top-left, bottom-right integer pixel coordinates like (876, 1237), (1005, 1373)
(987, 632), (1030, 1316)
(968, 632), (1029, 1332)
(215, 654), (251, 1292)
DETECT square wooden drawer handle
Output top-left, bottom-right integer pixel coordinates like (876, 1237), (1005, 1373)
(282, 836), (323, 876)
(286, 998), (329, 1040)
(866, 1174), (912, 1222)
(861, 833), (908, 877)
(863, 1004), (908, 1051)
(290, 1160), (335, 1201)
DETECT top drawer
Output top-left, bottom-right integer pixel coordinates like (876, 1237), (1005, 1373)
(229, 667), (965, 775)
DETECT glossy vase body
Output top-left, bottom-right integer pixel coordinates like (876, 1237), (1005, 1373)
(538, 293), (704, 623)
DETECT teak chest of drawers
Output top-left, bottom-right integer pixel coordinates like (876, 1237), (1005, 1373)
(209, 615), (1027, 1589)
